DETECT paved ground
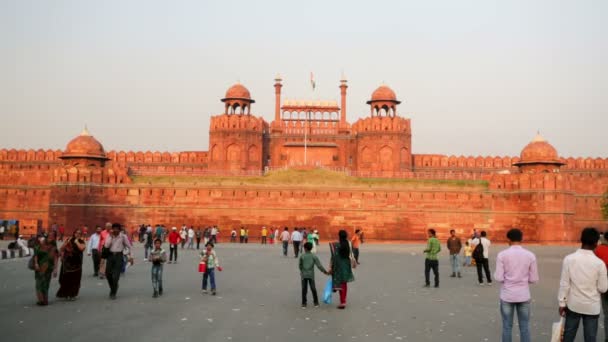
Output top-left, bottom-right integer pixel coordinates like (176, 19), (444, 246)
(0, 241), (601, 341)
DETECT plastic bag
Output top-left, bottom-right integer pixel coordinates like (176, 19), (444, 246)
(550, 316), (564, 342)
(323, 278), (333, 304)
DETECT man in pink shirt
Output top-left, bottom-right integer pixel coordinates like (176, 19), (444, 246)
(494, 228), (539, 342)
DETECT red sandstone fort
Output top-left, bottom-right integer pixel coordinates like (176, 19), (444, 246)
(1, 77), (606, 242)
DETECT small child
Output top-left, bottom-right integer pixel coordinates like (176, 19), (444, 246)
(149, 239), (167, 297)
(200, 242), (222, 295)
(463, 241), (472, 267)
(299, 242), (329, 308)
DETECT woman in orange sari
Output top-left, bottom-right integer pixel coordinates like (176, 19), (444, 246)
(56, 229), (86, 300)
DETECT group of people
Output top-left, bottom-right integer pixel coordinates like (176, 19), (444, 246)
(424, 226), (608, 342)
(32, 222), (133, 305)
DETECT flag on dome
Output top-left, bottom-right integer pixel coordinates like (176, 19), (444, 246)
(310, 72), (316, 91)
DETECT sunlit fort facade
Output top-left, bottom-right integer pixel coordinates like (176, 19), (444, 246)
(1, 76), (607, 242)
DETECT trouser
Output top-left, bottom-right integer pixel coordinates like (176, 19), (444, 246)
(261, 236), (267, 244)
(169, 244), (178, 262)
(301, 278), (319, 305)
(500, 300), (530, 342)
(602, 291), (608, 340)
(105, 253), (124, 296)
(211, 235), (217, 244)
(231, 236), (236, 243)
(464, 256), (472, 266)
(144, 245), (151, 259)
(424, 259), (439, 286)
(353, 248), (360, 263)
(202, 268), (216, 290)
(476, 258), (492, 283)
(91, 249), (101, 276)
(240, 236), (244, 243)
(151, 265), (163, 292)
(282, 241), (289, 256)
(450, 254), (461, 274)
(563, 307), (599, 342)
(338, 282), (348, 305)
(181, 239), (186, 248)
(99, 259), (107, 277)
(188, 238), (194, 249)
(293, 241), (301, 257)
(196, 238), (201, 249)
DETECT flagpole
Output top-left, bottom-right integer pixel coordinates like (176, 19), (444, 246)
(304, 110), (307, 166)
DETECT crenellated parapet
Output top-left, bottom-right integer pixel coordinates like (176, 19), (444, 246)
(0, 148), (63, 162)
(413, 154), (520, 171)
(209, 113), (268, 133)
(352, 116), (411, 134)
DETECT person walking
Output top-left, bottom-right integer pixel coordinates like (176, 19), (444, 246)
(447, 229), (462, 278)
(472, 231), (492, 285)
(200, 242), (222, 295)
(98, 222), (112, 280)
(149, 239), (167, 298)
(103, 223), (133, 299)
(559, 227), (608, 342)
(351, 229), (362, 264)
(195, 228), (202, 250)
(87, 226), (102, 276)
(494, 228), (539, 342)
(211, 226), (219, 244)
(168, 227), (181, 264)
(187, 227), (195, 249)
(33, 233), (58, 305)
(180, 227), (187, 249)
(239, 227), (245, 243)
(56, 230), (86, 300)
(299, 242), (329, 308)
(144, 228), (153, 260)
(594, 231), (608, 340)
(274, 228), (280, 245)
(423, 229), (441, 288)
(291, 228), (303, 258)
(261, 226), (268, 245)
(280, 227), (290, 257)
(329, 230), (355, 309)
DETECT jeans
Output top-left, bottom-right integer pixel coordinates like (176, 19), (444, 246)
(282, 241), (289, 256)
(187, 238), (194, 249)
(476, 257), (492, 283)
(151, 265), (163, 292)
(196, 238), (201, 249)
(144, 244), (152, 259)
(293, 241), (301, 257)
(353, 248), (360, 263)
(449, 254), (461, 274)
(500, 300), (530, 342)
(91, 249), (101, 276)
(424, 259), (439, 286)
(301, 278), (319, 305)
(563, 307), (599, 342)
(105, 253), (124, 296)
(169, 244), (178, 262)
(464, 256), (471, 266)
(202, 268), (216, 290)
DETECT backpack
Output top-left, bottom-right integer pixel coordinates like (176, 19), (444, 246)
(472, 238), (484, 260)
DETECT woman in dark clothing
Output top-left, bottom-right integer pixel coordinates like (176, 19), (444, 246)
(329, 230), (355, 309)
(56, 229), (85, 300)
(33, 233), (59, 305)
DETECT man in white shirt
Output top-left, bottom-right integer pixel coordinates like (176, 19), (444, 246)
(187, 227), (195, 249)
(279, 227), (291, 257)
(211, 226), (218, 244)
(472, 231), (492, 285)
(87, 226), (102, 276)
(558, 227), (608, 342)
(291, 228), (303, 258)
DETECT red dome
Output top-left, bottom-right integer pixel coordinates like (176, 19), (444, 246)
(61, 128), (108, 160)
(371, 85), (397, 101)
(224, 83), (251, 100)
(515, 134), (563, 165)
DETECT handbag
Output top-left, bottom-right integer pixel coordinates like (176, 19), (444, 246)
(323, 278), (333, 304)
(550, 316), (564, 342)
(198, 261), (207, 273)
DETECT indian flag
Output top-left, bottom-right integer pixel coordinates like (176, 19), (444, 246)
(310, 72), (316, 91)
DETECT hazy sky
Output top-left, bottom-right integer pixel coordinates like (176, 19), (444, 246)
(1, 0), (606, 157)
